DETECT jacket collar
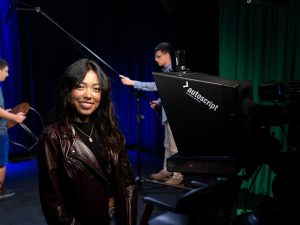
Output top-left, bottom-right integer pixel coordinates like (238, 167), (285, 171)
(59, 124), (108, 183)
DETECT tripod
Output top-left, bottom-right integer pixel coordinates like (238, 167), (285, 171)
(135, 90), (144, 190)
(134, 91), (190, 192)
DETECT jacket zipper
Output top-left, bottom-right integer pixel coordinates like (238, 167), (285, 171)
(68, 156), (110, 186)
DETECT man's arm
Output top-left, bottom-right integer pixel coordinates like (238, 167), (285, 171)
(119, 75), (135, 86)
(0, 107), (26, 123)
(119, 75), (157, 91)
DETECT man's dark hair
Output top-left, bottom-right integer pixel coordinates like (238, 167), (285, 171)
(155, 42), (173, 54)
(0, 58), (8, 70)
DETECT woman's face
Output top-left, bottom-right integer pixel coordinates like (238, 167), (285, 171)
(70, 70), (101, 122)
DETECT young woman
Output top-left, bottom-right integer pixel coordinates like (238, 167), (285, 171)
(38, 58), (137, 225)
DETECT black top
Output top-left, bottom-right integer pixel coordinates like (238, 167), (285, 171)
(74, 122), (114, 197)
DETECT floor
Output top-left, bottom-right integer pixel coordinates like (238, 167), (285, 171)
(0, 150), (274, 225)
(1, 150), (185, 225)
(0, 159), (45, 225)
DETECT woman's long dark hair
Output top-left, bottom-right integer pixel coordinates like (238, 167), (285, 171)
(51, 58), (125, 154)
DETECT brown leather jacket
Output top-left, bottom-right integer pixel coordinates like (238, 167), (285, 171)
(37, 123), (137, 225)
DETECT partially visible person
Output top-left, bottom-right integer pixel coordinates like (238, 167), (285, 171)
(38, 58), (137, 225)
(119, 42), (183, 186)
(0, 58), (26, 199)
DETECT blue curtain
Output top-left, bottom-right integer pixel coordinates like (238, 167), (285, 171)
(0, 0), (29, 158)
(1, 0), (219, 160)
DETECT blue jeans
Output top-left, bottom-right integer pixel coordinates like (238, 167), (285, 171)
(0, 130), (9, 166)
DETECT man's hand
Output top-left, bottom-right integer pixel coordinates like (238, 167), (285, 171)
(150, 100), (158, 109)
(119, 75), (135, 86)
(14, 112), (26, 123)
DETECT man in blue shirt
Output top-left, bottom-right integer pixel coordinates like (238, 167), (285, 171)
(119, 42), (183, 186)
(0, 58), (26, 199)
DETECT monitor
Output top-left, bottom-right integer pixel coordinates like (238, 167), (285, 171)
(153, 71), (245, 158)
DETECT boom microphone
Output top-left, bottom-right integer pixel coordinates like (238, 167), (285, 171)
(4, 3), (14, 24)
